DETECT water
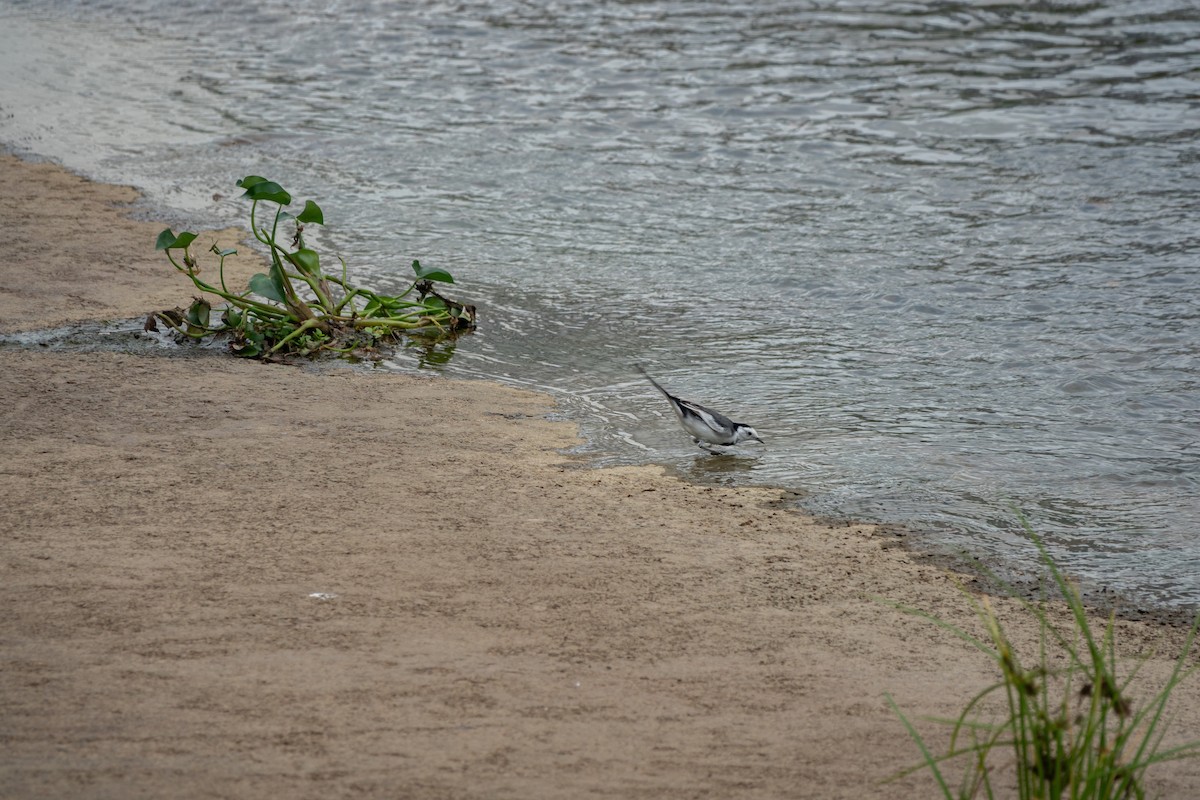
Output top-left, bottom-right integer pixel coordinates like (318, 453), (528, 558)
(2, 0), (1198, 608)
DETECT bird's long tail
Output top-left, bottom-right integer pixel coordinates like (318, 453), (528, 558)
(635, 364), (671, 398)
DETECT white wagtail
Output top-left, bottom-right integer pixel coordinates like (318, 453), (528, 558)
(637, 365), (763, 450)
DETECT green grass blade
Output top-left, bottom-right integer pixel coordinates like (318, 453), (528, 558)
(885, 693), (954, 798)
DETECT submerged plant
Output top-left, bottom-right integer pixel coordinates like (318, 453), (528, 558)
(883, 520), (1199, 799)
(153, 176), (475, 358)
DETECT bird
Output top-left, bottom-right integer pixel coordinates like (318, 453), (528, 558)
(636, 364), (763, 450)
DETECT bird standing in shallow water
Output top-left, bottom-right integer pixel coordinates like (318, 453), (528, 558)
(637, 365), (763, 450)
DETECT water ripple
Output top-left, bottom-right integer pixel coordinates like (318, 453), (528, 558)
(3, 0), (1199, 607)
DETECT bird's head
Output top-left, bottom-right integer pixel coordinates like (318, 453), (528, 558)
(733, 424), (763, 444)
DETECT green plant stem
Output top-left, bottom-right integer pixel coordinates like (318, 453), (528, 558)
(269, 203), (282, 254)
(250, 200), (313, 319)
(268, 239), (336, 312)
(350, 315), (436, 331)
(267, 317), (325, 354)
(327, 282), (432, 319)
(163, 250), (291, 320)
(332, 286), (371, 315)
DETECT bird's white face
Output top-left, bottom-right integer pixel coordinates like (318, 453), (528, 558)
(733, 425), (763, 444)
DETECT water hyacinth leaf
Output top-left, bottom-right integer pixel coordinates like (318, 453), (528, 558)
(232, 341), (260, 358)
(286, 248), (320, 276)
(249, 272), (287, 304)
(296, 200), (324, 225)
(236, 175), (268, 190)
(211, 245), (237, 257)
(155, 229), (198, 251)
(238, 178), (291, 206)
(423, 295), (447, 310)
(412, 259), (454, 284)
(186, 298), (211, 329)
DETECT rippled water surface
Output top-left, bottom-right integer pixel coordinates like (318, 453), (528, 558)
(2, 0), (1198, 606)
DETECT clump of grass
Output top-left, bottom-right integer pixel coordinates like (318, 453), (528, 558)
(152, 176), (475, 358)
(883, 520), (1199, 799)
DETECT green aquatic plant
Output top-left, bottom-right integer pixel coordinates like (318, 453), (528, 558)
(153, 176), (475, 358)
(882, 520), (1199, 799)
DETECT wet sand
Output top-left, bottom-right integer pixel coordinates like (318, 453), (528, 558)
(2, 153), (1198, 798)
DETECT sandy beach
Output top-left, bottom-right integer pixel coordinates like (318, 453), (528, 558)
(2, 152), (1198, 798)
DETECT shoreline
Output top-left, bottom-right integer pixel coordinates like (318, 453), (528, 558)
(3, 152), (1199, 798)
(3, 147), (1190, 625)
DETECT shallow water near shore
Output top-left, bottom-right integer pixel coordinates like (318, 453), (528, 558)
(1, 0), (1198, 608)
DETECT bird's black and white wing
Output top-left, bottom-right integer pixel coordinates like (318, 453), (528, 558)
(674, 398), (736, 443)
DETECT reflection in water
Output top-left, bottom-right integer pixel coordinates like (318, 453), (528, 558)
(403, 334), (463, 369)
(676, 451), (763, 484)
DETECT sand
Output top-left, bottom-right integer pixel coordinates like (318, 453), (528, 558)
(2, 152), (1198, 799)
